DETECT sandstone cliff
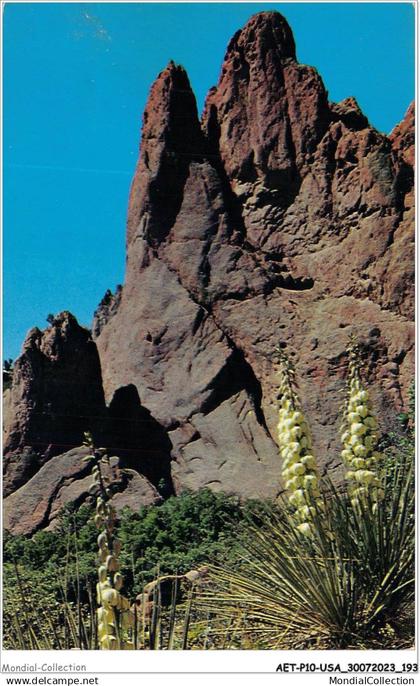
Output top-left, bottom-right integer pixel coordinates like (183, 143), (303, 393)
(3, 312), (107, 497)
(4, 12), (414, 532)
(95, 11), (414, 496)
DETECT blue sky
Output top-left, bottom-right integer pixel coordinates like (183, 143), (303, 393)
(3, 2), (415, 361)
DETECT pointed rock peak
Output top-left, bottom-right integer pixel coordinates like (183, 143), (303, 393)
(159, 60), (191, 86)
(336, 96), (363, 114)
(22, 327), (42, 351)
(404, 100), (415, 122)
(43, 311), (90, 340)
(47, 311), (79, 328)
(146, 60), (195, 113)
(225, 11), (296, 63)
(331, 97), (369, 130)
(142, 59), (201, 151)
(19, 313), (94, 365)
(389, 101), (414, 167)
(127, 57), (204, 246)
(389, 101), (414, 139)
(26, 311), (94, 359)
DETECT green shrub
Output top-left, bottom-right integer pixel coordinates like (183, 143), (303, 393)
(117, 489), (268, 588)
(3, 489), (268, 648)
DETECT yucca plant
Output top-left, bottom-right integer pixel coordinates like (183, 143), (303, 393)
(324, 460), (414, 639)
(194, 507), (358, 648)
(196, 457), (414, 649)
(84, 433), (198, 651)
(83, 433), (135, 650)
(335, 339), (414, 631)
(195, 345), (414, 649)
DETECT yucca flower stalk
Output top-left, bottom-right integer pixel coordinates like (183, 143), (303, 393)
(276, 348), (323, 536)
(340, 339), (383, 511)
(83, 433), (134, 650)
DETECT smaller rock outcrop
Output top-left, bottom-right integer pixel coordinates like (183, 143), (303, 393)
(3, 447), (161, 536)
(3, 312), (107, 496)
(3, 311), (174, 528)
(330, 97), (369, 130)
(3, 447), (93, 535)
(390, 101), (415, 168)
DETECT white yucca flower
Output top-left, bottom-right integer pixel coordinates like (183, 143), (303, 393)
(83, 434), (134, 650)
(276, 349), (323, 535)
(340, 339), (383, 511)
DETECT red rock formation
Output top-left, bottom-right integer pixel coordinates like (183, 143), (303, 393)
(126, 62), (206, 249)
(92, 285), (122, 338)
(3, 447), (161, 536)
(3, 312), (107, 496)
(3, 313), (171, 532)
(4, 12), (415, 519)
(96, 11), (414, 497)
(390, 101), (415, 167)
(202, 10), (331, 245)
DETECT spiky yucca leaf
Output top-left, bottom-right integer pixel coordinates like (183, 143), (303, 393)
(195, 505), (362, 648)
(325, 454), (414, 629)
(196, 454), (414, 649)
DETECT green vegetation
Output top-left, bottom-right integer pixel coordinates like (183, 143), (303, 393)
(3, 490), (269, 649)
(4, 489), (265, 586)
(3, 422), (413, 650)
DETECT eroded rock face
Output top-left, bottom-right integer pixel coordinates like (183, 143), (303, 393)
(126, 62), (206, 248)
(96, 11), (414, 497)
(202, 10), (331, 246)
(3, 312), (107, 496)
(4, 12), (415, 519)
(3, 447), (161, 536)
(4, 447), (92, 535)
